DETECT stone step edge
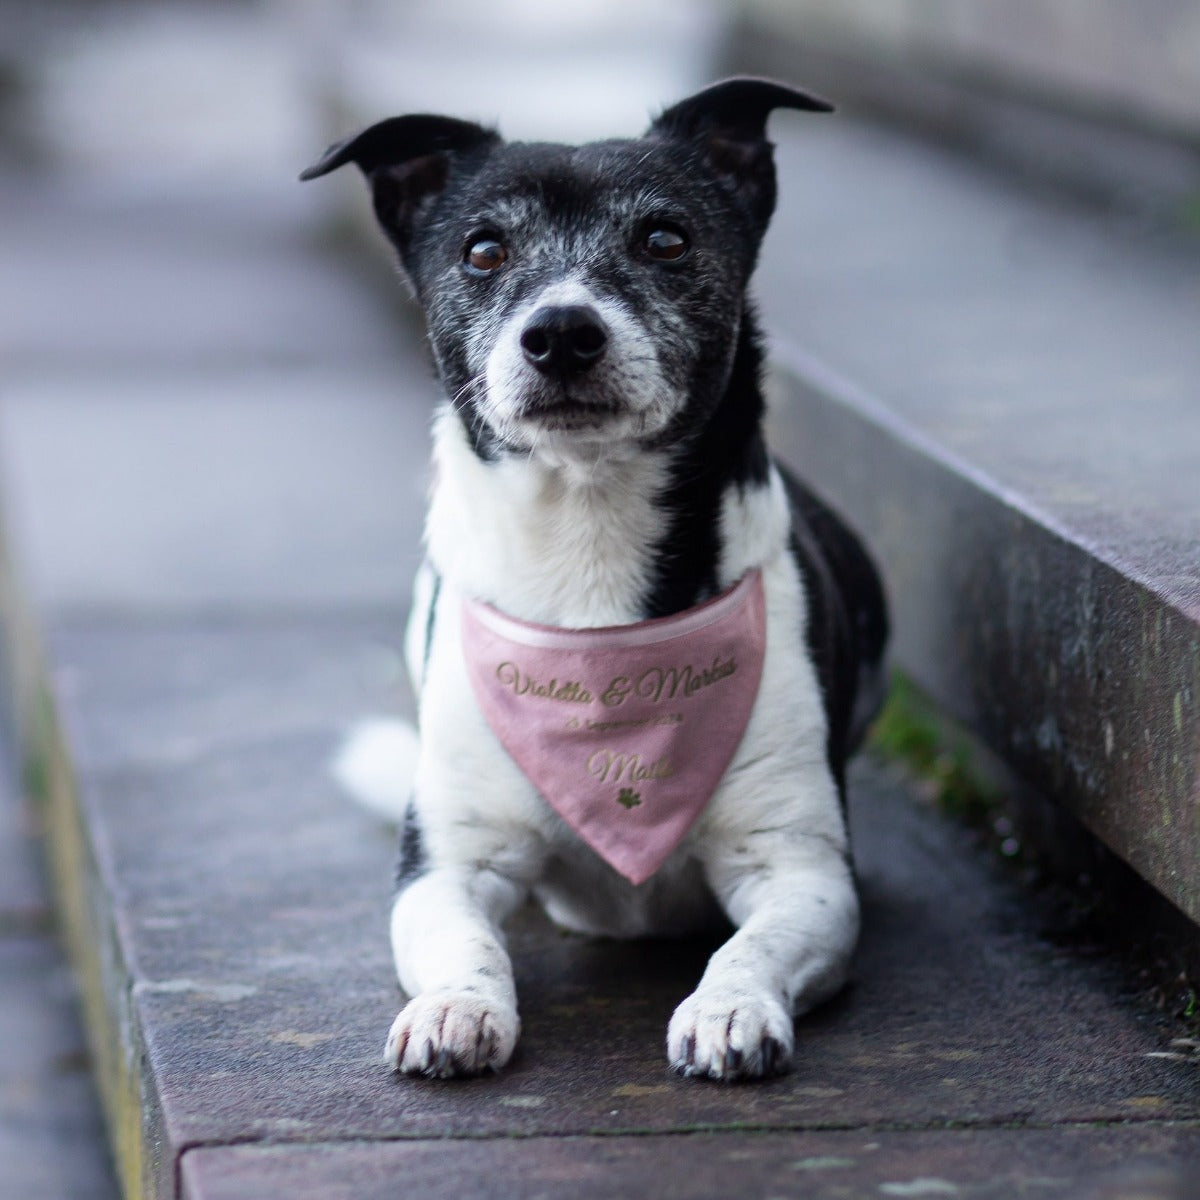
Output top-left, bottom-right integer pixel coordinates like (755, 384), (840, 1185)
(767, 342), (1200, 928)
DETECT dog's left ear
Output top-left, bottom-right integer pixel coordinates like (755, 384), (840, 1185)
(300, 114), (500, 260)
(647, 77), (833, 228)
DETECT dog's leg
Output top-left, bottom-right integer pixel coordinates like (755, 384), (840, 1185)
(384, 866), (527, 1077)
(667, 836), (858, 1081)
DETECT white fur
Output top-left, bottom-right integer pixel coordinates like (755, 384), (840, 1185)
(424, 405), (671, 627)
(483, 279), (678, 448)
(349, 403), (859, 1080)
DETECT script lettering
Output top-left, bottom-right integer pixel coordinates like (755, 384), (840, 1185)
(634, 655), (737, 704)
(495, 661), (593, 705)
(587, 748), (676, 785)
(600, 676), (632, 708)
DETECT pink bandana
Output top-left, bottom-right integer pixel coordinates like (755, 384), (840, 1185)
(461, 572), (767, 885)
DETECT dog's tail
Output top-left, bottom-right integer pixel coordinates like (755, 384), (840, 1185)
(332, 717), (419, 823)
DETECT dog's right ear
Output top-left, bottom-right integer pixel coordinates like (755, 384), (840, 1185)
(300, 115), (500, 256)
(647, 78), (833, 232)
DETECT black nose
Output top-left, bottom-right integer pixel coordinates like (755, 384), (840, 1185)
(520, 305), (608, 376)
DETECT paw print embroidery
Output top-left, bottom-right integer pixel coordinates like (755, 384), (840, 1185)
(616, 787), (642, 810)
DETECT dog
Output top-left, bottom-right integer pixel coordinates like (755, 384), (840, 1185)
(302, 77), (888, 1081)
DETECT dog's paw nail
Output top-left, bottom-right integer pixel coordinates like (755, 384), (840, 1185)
(383, 1025), (408, 1071)
(672, 1032), (697, 1076)
(760, 1036), (786, 1077)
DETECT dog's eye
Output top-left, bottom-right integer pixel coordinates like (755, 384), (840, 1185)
(643, 227), (689, 262)
(465, 239), (508, 273)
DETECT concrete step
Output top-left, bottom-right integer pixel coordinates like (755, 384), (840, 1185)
(178, 1129), (1200, 1200)
(2, 4), (1198, 1198)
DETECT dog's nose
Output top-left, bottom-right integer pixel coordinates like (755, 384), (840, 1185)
(520, 306), (608, 376)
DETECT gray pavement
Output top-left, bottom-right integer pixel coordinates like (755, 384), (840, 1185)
(1, 3), (1199, 1198)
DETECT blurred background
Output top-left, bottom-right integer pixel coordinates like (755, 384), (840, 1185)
(1, 3), (1199, 1198)
(2, 0), (1199, 194)
(2, 0), (1197, 609)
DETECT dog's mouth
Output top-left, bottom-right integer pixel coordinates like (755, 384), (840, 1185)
(516, 391), (625, 431)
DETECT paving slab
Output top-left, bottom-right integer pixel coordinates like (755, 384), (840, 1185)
(0, 177), (403, 378)
(0, 172), (431, 620)
(180, 1128), (1200, 1200)
(0, 373), (429, 616)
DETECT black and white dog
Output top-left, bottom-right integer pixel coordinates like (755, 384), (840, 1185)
(303, 78), (887, 1081)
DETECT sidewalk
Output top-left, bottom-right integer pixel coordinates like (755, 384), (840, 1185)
(1, 4), (1198, 1198)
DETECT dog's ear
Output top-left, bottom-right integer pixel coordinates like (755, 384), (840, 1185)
(647, 78), (833, 228)
(300, 115), (500, 256)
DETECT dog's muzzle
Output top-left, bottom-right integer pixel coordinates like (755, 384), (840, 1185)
(520, 305), (608, 378)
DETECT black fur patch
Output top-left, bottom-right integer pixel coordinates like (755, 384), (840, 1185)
(641, 309), (771, 618)
(778, 464), (889, 788)
(394, 800), (429, 892)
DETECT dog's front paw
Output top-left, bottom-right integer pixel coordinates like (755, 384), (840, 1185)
(384, 990), (519, 1078)
(667, 989), (793, 1081)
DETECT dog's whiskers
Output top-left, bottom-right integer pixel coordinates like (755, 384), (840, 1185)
(449, 374), (486, 411)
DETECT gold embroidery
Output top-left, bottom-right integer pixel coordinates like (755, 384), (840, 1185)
(496, 654), (738, 711)
(600, 656), (736, 708)
(565, 713), (684, 733)
(587, 713), (682, 732)
(587, 748), (675, 785)
(635, 656), (737, 704)
(495, 661), (593, 704)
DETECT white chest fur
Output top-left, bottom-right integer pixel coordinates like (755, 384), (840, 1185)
(424, 407), (674, 628)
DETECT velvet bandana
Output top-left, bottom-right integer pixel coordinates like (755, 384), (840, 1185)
(461, 571), (767, 885)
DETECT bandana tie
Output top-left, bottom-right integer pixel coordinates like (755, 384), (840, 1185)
(461, 572), (767, 884)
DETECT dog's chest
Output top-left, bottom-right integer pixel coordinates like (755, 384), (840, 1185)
(426, 411), (672, 627)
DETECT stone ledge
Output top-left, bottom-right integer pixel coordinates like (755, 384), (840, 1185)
(179, 1127), (1200, 1200)
(768, 348), (1200, 926)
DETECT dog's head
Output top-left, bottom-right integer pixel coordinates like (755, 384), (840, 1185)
(301, 79), (831, 460)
